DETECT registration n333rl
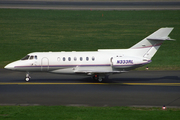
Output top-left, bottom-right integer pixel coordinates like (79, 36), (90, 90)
(4, 28), (174, 82)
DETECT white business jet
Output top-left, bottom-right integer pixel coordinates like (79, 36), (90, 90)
(4, 28), (174, 82)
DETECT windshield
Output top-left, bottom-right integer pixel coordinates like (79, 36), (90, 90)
(21, 55), (30, 60)
(30, 56), (34, 60)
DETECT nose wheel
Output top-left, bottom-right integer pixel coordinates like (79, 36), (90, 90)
(25, 72), (31, 82)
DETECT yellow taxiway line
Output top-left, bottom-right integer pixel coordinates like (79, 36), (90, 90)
(124, 83), (180, 86)
(0, 82), (180, 86)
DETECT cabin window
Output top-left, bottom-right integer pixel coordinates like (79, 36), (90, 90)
(80, 57), (83, 61)
(63, 57), (66, 61)
(21, 55), (30, 60)
(92, 56), (95, 61)
(57, 57), (60, 61)
(35, 55), (37, 60)
(74, 57), (77, 61)
(86, 57), (89, 61)
(68, 57), (71, 61)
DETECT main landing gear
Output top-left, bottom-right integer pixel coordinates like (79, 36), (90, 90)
(25, 72), (31, 82)
(92, 74), (108, 82)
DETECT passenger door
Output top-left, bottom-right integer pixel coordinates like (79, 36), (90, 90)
(41, 57), (49, 71)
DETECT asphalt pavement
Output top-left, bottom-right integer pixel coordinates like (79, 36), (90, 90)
(0, 69), (180, 107)
(0, 1), (180, 10)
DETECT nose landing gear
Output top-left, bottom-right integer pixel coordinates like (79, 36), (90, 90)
(25, 72), (31, 82)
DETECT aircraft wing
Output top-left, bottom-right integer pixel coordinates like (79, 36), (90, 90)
(74, 69), (127, 74)
(73, 65), (129, 74)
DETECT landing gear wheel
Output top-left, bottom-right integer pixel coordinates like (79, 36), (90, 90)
(98, 77), (103, 82)
(92, 74), (104, 82)
(92, 75), (98, 81)
(25, 72), (31, 82)
(25, 77), (30, 82)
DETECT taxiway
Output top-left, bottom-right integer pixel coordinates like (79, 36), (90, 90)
(0, 1), (180, 10)
(0, 69), (180, 107)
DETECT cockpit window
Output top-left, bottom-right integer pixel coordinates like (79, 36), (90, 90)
(30, 56), (34, 60)
(21, 55), (37, 60)
(21, 55), (30, 60)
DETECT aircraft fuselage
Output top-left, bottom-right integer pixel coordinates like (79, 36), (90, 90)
(5, 50), (150, 74)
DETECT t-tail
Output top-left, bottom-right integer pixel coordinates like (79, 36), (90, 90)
(130, 27), (174, 59)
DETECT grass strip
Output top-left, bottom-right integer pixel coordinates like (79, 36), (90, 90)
(0, 106), (180, 120)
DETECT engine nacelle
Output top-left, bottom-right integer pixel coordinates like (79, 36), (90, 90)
(111, 56), (151, 69)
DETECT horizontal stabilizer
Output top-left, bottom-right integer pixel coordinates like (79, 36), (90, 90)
(147, 37), (175, 41)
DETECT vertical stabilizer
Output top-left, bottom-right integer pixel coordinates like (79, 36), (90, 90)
(130, 28), (174, 59)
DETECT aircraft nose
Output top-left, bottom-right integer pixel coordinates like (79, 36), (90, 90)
(4, 63), (15, 70)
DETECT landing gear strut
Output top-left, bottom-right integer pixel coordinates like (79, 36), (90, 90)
(25, 72), (31, 82)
